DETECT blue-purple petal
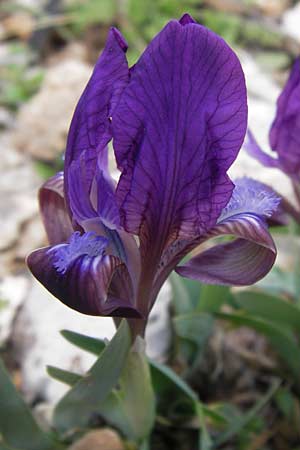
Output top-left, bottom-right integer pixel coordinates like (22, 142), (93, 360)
(64, 27), (129, 216)
(39, 172), (73, 245)
(244, 130), (280, 169)
(219, 177), (280, 222)
(176, 212), (276, 286)
(176, 238), (275, 286)
(112, 18), (247, 261)
(27, 232), (140, 318)
(269, 58), (300, 176)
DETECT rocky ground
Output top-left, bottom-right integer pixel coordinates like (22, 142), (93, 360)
(0, 1), (300, 447)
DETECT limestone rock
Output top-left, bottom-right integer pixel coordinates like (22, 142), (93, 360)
(13, 60), (92, 161)
(0, 275), (30, 343)
(12, 277), (171, 404)
(0, 134), (41, 257)
(281, 2), (300, 42)
(68, 429), (124, 450)
(255, 0), (291, 18)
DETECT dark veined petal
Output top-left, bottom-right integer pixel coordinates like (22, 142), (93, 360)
(244, 130), (280, 169)
(39, 172), (73, 245)
(176, 213), (276, 286)
(68, 153), (97, 223)
(82, 218), (141, 290)
(113, 15), (247, 261)
(64, 27), (129, 215)
(176, 178), (278, 286)
(27, 232), (140, 318)
(269, 58), (300, 176)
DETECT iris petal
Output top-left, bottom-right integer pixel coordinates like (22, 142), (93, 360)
(219, 177), (280, 221)
(176, 213), (276, 286)
(113, 17), (247, 262)
(39, 172), (73, 245)
(176, 178), (278, 286)
(244, 130), (280, 169)
(64, 27), (129, 215)
(27, 232), (140, 318)
(269, 58), (300, 176)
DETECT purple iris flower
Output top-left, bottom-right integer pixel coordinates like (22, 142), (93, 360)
(27, 14), (278, 335)
(245, 58), (300, 221)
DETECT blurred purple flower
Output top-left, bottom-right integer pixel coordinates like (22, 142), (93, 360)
(27, 14), (278, 331)
(245, 58), (300, 221)
(246, 58), (300, 178)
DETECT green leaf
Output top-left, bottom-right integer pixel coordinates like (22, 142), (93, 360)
(98, 339), (155, 442)
(170, 273), (201, 315)
(234, 290), (300, 333)
(196, 402), (213, 450)
(275, 387), (295, 420)
(217, 312), (300, 380)
(197, 285), (232, 313)
(47, 366), (81, 386)
(173, 312), (214, 367)
(60, 329), (105, 355)
(0, 358), (59, 450)
(150, 359), (197, 402)
(256, 266), (297, 299)
(53, 320), (131, 433)
(213, 378), (280, 447)
(0, 443), (21, 450)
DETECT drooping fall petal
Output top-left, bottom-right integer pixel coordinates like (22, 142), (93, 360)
(39, 172), (73, 245)
(27, 232), (140, 317)
(176, 214), (276, 286)
(176, 178), (278, 285)
(113, 16), (247, 261)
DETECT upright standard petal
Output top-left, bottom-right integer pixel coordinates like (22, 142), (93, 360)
(64, 27), (129, 215)
(176, 178), (278, 286)
(269, 58), (300, 177)
(39, 172), (73, 245)
(27, 232), (140, 318)
(113, 17), (247, 261)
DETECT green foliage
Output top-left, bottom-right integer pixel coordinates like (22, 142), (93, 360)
(53, 320), (131, 433)
(97, 340), (155, 442)
(0, 60), (43, 111)
(66, 0), (117, 34)
(173, 312), (214, 370)
(0, 299), (8, 312)
(169, 274), (294, 448)
(201, 8), (284, 48)
(60, 329), (105, 355)
(0, 358), (60, 450)
(34, 156), (64, 180)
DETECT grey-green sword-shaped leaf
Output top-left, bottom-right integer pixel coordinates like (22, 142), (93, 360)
(0, 358), (61, 450)
(53, 320), (131, 433)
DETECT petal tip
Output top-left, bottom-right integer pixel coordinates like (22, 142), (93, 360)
(111, 27), (128, 52)
(179, 13), (196, 25)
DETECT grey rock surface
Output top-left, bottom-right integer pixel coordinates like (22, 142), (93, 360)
(13, 60), (92, 160)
